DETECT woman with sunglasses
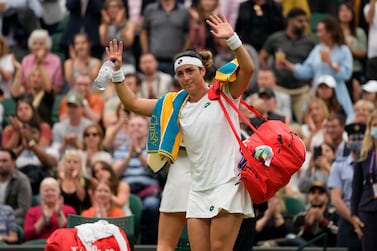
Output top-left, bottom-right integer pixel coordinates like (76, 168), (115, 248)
(81, 123), (113, 178)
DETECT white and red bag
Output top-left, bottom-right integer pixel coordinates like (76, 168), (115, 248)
(45, 220), (131, 251)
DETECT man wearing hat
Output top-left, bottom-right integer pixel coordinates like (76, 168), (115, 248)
(247, 87), (289, 131)
(293, 181), (338, 247)
(255, 68), (292, 120)
(58, 74), (104, 123)
(51, 91), (92, 155)
(345, 122), (367, 152)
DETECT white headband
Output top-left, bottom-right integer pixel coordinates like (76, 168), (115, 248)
(174, 56), (203, 72)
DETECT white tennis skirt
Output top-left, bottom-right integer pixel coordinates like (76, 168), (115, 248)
(186, 177), (254, 219)
(159, 149), (191, 212)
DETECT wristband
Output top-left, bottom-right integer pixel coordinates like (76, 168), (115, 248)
(226, 33), (242, 51)
(112, 69), (125, 84)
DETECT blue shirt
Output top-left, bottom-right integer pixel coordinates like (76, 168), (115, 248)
(294, 44), (354, 122)
(0, 205), (17, 237)
(328, 154), (354, 209)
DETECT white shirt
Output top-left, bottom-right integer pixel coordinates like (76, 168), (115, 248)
(0, 54), (14, 98)
(180, 86), (242, 191)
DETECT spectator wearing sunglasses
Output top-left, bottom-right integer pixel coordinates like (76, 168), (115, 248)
(81, 124), (113, 178)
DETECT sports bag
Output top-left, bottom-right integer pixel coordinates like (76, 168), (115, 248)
(209, 83), (306, 204)
(45, 220), (131, 251)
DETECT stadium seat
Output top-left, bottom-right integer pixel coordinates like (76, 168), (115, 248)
(129, 193), (143, 242)
(1, 97), (16, 128)
(21, 239), (47, 245)
(66, 214), (135, 250)
(284, 196), (306, 217)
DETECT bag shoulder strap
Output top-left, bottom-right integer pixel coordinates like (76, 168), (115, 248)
(217, 91), (266, 161)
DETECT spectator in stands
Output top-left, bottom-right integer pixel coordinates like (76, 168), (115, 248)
(326, 113), (350, 160)
(278, 0), (311, 20)
(351, 110), (377, 251)
(188, 0), (223, 56)
(2, 98), (52, 149)
(298, 142), (335, 194)
(0, 0), (43, 60)
(364, 0), (377, 81)
(64, 33), (102, 88)
(91, 160), (131, 215)
(360, 80), (377, 107)
(254, 194), (295, 247)
(248, 88), (289, 131)
(0, 36), (16, 98)
(61, 0), (104, 59)
(23, 177), (76, 241)
(314, 75), (347, 118)
(113, 115), (161, 244)
(328, 123), (364, 251)
(338, 2), (367, 103)
(140, 0), (191, 75)
(138, 52), (173, 99)
(51, 92), (92, 154)
(58, 149), (91, 214)
(294, 181), (339, 247)
(0, 205), (18, 244)
(259, 7), (315, 123)
(102, 73), (140, 128)
(281, 16), (354, 123)
(352, 99), (375, 125)
(219, 0), (242, 29)
(39, 0), (67, 34)
(12, 61), (55, 125)
(255, 68), (292, 120)
(103, 104), (132, 155)
(12, 119), (58, 195)
(235, 0), (286, 52)
(0, 148), (32, 225)
(59, 74), (104, 124)
(81, 124), (112, 177)
(82, 179), (124, 217)
(21, 29), (64, 95)
(301, 97), (330, 151)
(99, 0), (137, 73)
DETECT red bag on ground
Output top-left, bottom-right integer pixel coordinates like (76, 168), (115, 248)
(209, 83), (306, 204)
(45, 220), (131, 251)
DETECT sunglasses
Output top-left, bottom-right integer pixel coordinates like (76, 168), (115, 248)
(84, 132), (99, 137)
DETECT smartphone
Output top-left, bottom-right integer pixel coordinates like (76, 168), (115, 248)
(313, 146), (322, 160)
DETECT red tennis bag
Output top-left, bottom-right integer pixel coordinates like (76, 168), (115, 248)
(209, 84), (306, 204)
(45, 220), (131, 251)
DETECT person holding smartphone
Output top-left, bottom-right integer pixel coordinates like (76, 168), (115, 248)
(298, 142), (336, 193)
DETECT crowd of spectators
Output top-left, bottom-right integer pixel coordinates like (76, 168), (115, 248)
(0, 0), (376, 249)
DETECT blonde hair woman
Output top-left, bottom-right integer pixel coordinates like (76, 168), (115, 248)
(58, 150), (91, 214)
(351, 111), (377, 251)
(302, 97), (330, 151)
(81, 123), (113, 177)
